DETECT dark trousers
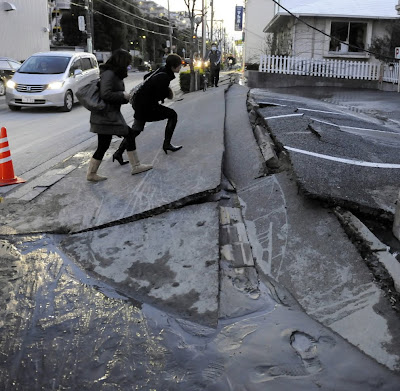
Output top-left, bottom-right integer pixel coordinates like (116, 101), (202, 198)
(210, 66), (220, 86)
(117, 105), (178, 152)
(93, 129), (135, 160)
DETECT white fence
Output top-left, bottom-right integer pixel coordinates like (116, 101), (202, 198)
(382, 62), (399, 84)
(259, 55), (399, 84)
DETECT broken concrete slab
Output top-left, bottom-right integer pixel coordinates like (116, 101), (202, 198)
(224, 84), (265, 189)
(237, 172), (400, 371)
(253, 124), (280, 168)
(60, 202), (220, 326)
(0, 89), (226, 234)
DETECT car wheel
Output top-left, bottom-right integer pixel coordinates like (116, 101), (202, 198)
(62, 90), (73, 112)
(0, 81), (5, 96)
(8, 105), (21, 111)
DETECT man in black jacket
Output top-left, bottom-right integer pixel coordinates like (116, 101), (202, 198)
(112, 54), (183, 169)
(206, 43), (221, 87)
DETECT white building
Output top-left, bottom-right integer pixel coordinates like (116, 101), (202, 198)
(243, 0), (275, 65)
(0, 0), (50, 61)
(264, 0), (399, 62)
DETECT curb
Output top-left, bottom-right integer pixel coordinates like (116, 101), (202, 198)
(335, 208), (400, 293)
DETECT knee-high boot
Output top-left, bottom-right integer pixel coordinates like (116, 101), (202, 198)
(127, 150), (152, 175)
(112, 138), (129, 165)
(162, 115), (182, 154)
(87, 158), (107, 182)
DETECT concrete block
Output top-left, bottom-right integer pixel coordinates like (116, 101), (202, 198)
(335, 209), (388, 252)
(253, 125), (280, 168)
(376, 250), (400, 293)
(219, 261), (263, 319)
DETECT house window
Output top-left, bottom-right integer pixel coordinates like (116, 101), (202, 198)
(329, 22), (366, 53)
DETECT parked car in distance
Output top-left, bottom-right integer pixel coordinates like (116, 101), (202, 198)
(0, 57), (21, 96)
(182, 58), (191, 66)
(6, 51), (99, 112)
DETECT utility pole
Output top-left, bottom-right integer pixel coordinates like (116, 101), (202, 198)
(85, 0), (93, 53)
(167, 0), (173, 53)
(202, 0), (207, 59)
(210, 0), (213, 43)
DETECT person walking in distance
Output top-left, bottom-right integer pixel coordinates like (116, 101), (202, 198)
(206, 42), (221, 87)
(112, 53), (183, 164)
(87, 49), (151, 181)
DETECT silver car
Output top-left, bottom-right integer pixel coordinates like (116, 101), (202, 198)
(6, 51), (99, 112)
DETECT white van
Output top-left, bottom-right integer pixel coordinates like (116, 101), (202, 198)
(6, 51), (99, 112)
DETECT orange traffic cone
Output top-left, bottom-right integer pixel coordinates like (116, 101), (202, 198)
(0, 127), (25, 187)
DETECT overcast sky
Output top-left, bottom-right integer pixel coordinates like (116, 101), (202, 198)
(155, 0), (244, 38)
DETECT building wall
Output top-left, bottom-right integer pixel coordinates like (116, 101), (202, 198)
(288, 16), (390, 63)
(244, 0), (275, 64)
(0, 0), (50, 61)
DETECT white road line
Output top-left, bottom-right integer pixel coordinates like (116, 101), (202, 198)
(265, 97), (304, 103)
(309, 118), (339, 127)
(285, 146), (400, 168)
(298, 107), (346, 115)
(310, 117), (400, 135)
(340, 125), (400, 135)
(264, 113), (304, 120)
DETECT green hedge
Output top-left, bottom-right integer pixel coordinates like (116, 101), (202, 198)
(179, 68), (212, 92)
(245, 63), (260, 70)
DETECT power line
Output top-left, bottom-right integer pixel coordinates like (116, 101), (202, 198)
(120, 0), (176, 26)
(271, 0), (396, 62)
(97, 0), (170, 28)
(69, 1), (192, 44)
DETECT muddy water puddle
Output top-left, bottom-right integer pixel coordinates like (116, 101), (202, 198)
(1, 234), (398, 390)
(0, 234), (281, 390)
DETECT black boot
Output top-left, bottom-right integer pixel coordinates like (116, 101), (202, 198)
(163, 142), (183, 154)
(163, 113), (182, 154)
(112, 138), (129, 165)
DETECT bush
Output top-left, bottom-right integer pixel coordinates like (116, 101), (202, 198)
(179, 68), (210, 92)
(245, 63), (260, 70)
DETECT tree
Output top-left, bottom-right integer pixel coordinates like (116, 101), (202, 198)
(369, 21), (400, 62)
(59, 1), (86, 46)
(183, 0), (201, 92)
(93, 0), (128, 51)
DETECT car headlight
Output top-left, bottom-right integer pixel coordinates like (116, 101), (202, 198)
(6, 80), (16, 89)
(47, 81), (64, 90)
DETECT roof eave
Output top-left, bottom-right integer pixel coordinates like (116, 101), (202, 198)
(263, 12), (400, 33)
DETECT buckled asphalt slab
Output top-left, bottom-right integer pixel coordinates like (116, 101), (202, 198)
(0, 87), (225, 234)
(249, 89), (400, 218)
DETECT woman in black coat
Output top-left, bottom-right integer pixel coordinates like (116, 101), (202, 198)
(87, 49), (151, 182)
(112, 54), (183, 166)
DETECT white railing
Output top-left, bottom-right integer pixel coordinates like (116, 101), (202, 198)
(259, 55), (381, 81)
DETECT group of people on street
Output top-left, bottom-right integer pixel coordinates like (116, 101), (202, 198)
(87, 49), (183, 182)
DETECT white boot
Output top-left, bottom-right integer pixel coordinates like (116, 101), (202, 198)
(127, 150), (152, 175)
(87, 158), (107, 182)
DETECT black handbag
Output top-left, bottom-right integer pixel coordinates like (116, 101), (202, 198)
(76, 79), (106, 111)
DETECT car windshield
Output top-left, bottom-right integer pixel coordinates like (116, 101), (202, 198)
(18, 56), (71, 74)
